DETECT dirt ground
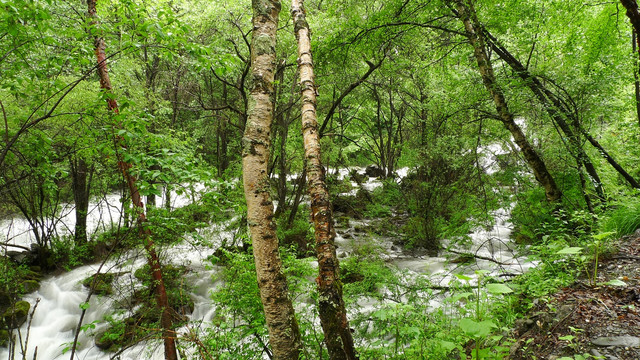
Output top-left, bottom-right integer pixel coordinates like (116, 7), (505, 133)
(508, 233), (640, 360)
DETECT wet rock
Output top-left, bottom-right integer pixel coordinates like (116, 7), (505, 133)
(365, 165), (385, 178)
(21, 280), (40, 294)
(82, 273), (115, 296)
(354, 226), (367, 233)
(1, 301), (30, 328)
(592, 336), (640, 347)
(94, 329), (114, 350)
(342, 233), (353, 239)
(590, 349), (618, 360)
(5, 251), (28, 264)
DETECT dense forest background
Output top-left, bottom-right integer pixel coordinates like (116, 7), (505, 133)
(2, 0), (640, 359)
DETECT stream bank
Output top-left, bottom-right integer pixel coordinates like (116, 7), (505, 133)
(509, 231), (640, 360)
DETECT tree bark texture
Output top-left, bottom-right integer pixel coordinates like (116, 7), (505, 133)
(633, 31), (640, 128)
(70, 157), (92, 244)
(242, 1), (303, 359)
(86, 1), (177, 359)
(291, 0), (358, 359)
(453, 0), (562, 202)
(482, 29), (605, 202)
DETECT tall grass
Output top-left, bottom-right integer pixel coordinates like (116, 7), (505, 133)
(601, 198), (640, 237)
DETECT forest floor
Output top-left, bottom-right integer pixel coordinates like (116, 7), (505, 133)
(509, 232), (640, 360)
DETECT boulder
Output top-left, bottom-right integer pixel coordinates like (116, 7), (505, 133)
(5, 251), (28, 264)
(94, 328), (115, 350)
(1, 301), (30, 329)
(82, 273), (115, 296)
(21, 280), (40, 294)
(365, 165), (385, 178)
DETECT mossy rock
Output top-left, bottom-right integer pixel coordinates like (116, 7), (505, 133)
(82, 273), (114, 296)
(1, 301), (30, 329)
(134, 264), (185, 282)
(94, 328), (116, 350)
(21, 280), (40, 294)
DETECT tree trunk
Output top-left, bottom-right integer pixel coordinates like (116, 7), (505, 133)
(286, 167), (307, 230)
(291, 1), (358, 358)
(578, 125), (640, 188)
(453, 0), (562, 202)
(242, 1), (303, 359)
(86, 1), (177, 359)
(70, 157), (92, 244)
(481, 29), (605, 203)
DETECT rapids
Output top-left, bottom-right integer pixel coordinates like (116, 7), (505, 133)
(0, 168), (532, 359)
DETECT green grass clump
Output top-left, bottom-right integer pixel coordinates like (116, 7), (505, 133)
(600, 198), (640, 237)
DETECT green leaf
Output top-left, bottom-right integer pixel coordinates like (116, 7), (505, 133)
(604, 279), (627, 287)
(454, 273), (473, 281)
(79, 302), (90, 310)
(592, 231), (615, 240)
(556, 247), (583, 255)
(486, 283), (513, 295)
(458, 318), (496, 338)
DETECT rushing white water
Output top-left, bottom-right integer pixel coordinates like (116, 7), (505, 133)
(0, 168), (531, 360)
(0, 184), (207, 252)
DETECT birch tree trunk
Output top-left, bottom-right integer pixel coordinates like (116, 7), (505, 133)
(453, 0), (562, 202)
(242, 1), (303, 358)
(291, 0), (358, 358)
(86, 1), (177, 359)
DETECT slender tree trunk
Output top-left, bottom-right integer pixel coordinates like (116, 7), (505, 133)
(633, 30), (640, 128)
(578, 125), (640, 188)
(291, 0), (358, 358)
(453, 0), (562, 202)
(70, 157), (92, 244)
(287, 167), (307, 229)
(242, 1), (303, 358)
(86, 1), (177, 359)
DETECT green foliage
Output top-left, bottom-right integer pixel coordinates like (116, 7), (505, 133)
(51, 236), (96, 270)
(600, 197), (640, 238)
(205, 245), (317, 358)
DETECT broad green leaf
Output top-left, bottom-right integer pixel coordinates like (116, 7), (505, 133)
(486, 283), (513, 295)
(454, 273), (472, 281)
(604, 279), (627, 287)
(556, 247), (583, 255)
(458, 318), (495, 338)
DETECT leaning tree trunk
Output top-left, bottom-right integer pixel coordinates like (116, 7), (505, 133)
(453, 0), (562, 202)
(291, 0), (358, 359)
(242, 0), (303, 359)
(481, 29), (605, 202)
(86, 1), (177, 359)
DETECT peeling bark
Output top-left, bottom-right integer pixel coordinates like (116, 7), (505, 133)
(453, 0), (562, 202)
(291, 0), (358, 359)
(242, 1), (303, 359)
(86, 1), (177, 359)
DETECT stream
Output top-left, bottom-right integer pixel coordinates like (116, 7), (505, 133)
(0, 168), (534, 360)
